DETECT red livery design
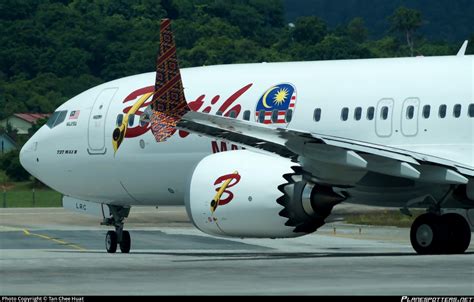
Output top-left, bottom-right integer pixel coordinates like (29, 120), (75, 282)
(209, 171), (241, 215)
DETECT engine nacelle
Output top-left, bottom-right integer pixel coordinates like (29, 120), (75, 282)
(185, 150), (345, 238)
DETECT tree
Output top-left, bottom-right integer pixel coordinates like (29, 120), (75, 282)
(28, 117), (47, 136)
(367, 36), (400, 58)
(347, 17), (368, 43)
(292, 16), (327, 45)
(0, 0), (467, 122)
(315, 34), (372, 60)
(5, 152), (30, 181)
(467, 34), (474, 55)
(5, 122), (18, 143)
(389, 7), (423, 57)
(0, 150), (29, 181)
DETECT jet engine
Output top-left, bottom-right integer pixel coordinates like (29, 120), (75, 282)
(185, 150), (346, 238)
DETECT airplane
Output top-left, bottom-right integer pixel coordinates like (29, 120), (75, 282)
(20, 19), (474, 255)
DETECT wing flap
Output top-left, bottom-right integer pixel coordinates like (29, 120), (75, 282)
(177, 111), (474, 183)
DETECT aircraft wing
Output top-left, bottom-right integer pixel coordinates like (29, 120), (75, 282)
(149, 19), (473, 186)
(177, 111), (474, 185)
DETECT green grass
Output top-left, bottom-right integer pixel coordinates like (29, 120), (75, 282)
(0, 170), (62, 208)
(1, 190), (62, 207)
(344, 209), (425, 227)
(0, 169), (8, 181)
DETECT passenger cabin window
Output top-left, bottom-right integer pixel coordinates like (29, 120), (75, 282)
(243, 110), (251, 121)
(341, 107), (349, 121)
(229, 110), (237, 118)
(453, 104), (461, 118)
(285, 109), (293, 123)
(439, 104), (447, 118)
(139, 106), (152, 126)
(381, 106), (389, 120)
(128, 114), (135, 127)
(139, 118), (147, 127)
(367, 107), (375, 120)
(216, 111), (223, 116)
(271, 109), (278, 123)
(46, 110), (67, 128)
(406, 105), (415, 120)
(469, 104), (474, 118)
(422, 105), (430, 119)
(313, 108), (321, 122)
(116, 114), (123, 126)
(354, 107), (362, 121)
(258, 110), (265, 123)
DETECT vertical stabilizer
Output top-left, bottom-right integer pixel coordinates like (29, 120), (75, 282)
(457, 40), (468, 56)
(150, 19), (189, 142)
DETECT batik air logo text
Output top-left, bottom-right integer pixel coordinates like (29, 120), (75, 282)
(210, 171), (241, 214)
(120, 84), (252, 152)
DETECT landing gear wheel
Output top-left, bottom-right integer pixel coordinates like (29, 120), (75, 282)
(106, 231), (118, 253)
(410, 213), (441, 254)
(440, 213), (471, 254)
(120, 230), (131, 253)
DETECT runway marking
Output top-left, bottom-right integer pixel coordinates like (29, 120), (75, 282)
(0, 225), (25, 232)
(317, 232), (408, 244)
(0, 210), (181, 215)
(22, 228), (87, 251)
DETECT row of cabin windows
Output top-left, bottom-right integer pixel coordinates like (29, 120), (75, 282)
(119, 103), (474, 127)
(215, 109), (294, 123)
(220, 109), (294, 123)
(242, 109), (293, 123)
(414, 104), (473, 119)
(118, 109), (292, 127)
(334, 106), (380, 122)
(313, 103), (474, 122)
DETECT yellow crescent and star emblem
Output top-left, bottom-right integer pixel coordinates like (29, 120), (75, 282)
(255, 83), (296, 124)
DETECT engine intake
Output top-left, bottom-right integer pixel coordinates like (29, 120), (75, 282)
(185, 150), (346, 238)
(277, 167), (347, 234)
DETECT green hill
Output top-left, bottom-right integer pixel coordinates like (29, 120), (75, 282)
(284, 0), (474, 42)
(1, 0), (472, 121)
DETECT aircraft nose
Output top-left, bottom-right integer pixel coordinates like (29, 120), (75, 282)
(20, 139), (38, 177)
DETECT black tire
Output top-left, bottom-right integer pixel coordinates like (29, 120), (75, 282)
(410, 213), (442, 255)
(120, 230), (131, 253)
(440, 213), (471, 254)
(106, 231), (118, 253)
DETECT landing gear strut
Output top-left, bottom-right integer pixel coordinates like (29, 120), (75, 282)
(102, 205), (131, 253)
(410, 212), (471, 254)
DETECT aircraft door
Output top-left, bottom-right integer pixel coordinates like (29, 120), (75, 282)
(375, 98), (394, 137)
(401, 98), (420, 137)
(88, 88), (118, 154)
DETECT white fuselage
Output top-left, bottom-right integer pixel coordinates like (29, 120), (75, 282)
(20, 55), (474, 206)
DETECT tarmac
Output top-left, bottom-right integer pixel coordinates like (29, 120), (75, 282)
(0, 206), (473, 295)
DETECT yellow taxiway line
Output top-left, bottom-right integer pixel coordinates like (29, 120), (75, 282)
(22, 228), (87, 251)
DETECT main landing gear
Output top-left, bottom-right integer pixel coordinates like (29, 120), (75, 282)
(102, 205), (131, 253)
(407, 185), (472, 255)
(410, 212), (471, 254)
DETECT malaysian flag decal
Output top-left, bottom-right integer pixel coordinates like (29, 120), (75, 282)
(255, 83), (296, 124)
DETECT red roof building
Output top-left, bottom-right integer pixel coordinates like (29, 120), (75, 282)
(13, 113), (50, 124)
(0, 113), (51, 135)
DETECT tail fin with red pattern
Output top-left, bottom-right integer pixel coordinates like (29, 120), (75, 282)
(150, 19), (189, 142)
